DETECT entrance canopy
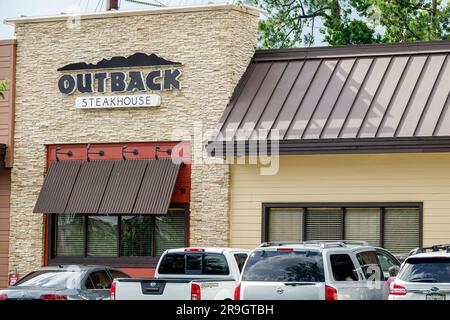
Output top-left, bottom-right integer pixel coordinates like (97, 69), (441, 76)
(211, 41), (450, 154)
(33, 159), (181, 214)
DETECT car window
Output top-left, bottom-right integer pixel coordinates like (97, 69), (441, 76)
(241, 250), (325, 282)
(158, 253), (230, 275)
(398, 257), (450, 283)
(15, 270), (81, 289)
(234, 253), (248, 273)
(356, 251), (383, 281)
(376, 250), (400, 278)
(330, 254), (359, 281)
(108, 270), (130, 280)
(86, 270), (112, 290)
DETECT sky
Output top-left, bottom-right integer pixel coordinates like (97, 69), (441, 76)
(0, 0), (242, 39)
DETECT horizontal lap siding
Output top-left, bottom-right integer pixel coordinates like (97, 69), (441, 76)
(0, 169), (10, 288)
(230, 153), (450, 249)
(0, 40), (16, 168)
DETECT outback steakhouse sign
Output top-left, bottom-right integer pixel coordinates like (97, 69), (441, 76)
(57, 53), (182, 109)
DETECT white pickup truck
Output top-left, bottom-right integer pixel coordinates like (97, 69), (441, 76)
(111, 247), (250, 300)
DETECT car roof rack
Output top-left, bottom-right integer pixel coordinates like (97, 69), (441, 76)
(258, 240), (369, 249)
(408, 244), (450, 256)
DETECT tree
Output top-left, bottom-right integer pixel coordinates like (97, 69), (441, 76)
(0, 80), (9, 99)
(253, 0), (450, 48)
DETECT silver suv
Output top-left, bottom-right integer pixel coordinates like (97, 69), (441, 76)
(235, 241), (400, 300)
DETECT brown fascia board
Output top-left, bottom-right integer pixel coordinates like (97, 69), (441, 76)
(253, 40), (450, 61)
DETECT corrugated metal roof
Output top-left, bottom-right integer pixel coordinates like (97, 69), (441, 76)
(65, 160), (114, 214)
(214, 41), (450, 143)
(133, 159), (181, 214)
(33, 159), (181, 214)
(33, 161), (82, 213)
(98, 160), (148, 214)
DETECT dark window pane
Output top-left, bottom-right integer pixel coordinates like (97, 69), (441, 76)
(203, 253), (230, 275)
(108, 270), (130, 280)
(306, 208), (342, 241)
(330, 254), (358, 281)
(155, 212), (186, 256)
(56, 215), (85, 256)
(186, 254), (202, 272)
(88, 270), (112, 289)
(242, 250), (325, 282)
(120, 215), (152, 257)
(87, 216), (118, 257)
(158, 253), (186, 274)
(398, 258), (450, 283)
(234, 254), (248, 273)
(158, 253), (230, 275)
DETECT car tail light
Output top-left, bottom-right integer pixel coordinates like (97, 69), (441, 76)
(0, 294), (8, 300)
(185, 248), (205, 252)
(39, 294), (68, 300)
(191, 283), (201, 300)
(277, 248), (293, 252)
(234, 283), (241, 300)
(110, 281), (117, 300)
(325, 285), (338, 300)
(389, 283), (407, 296)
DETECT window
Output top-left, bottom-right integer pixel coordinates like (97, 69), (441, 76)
(356, 251), (382, 281)
(108, 269), (130, 280)
(398, 257), (450, 283)
(56, 215), (85, 256)
(52, 207), (188, 260)
(376, 250), (400, 279)
(330, 254), (358, 281)
(88, 216), (118, 257)
(266, 204), (420, 256)
(241, 250), (325, 282)
(86, 270), (112, 290)
(158, 253), (230, 275)
(234, 253), (248, 273)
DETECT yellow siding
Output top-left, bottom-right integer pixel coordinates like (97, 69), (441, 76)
(230, 153), (450, 248)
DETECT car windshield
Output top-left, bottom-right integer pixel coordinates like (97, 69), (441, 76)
(15, 270), (82, 289)
(398, 257), (450, 283)
(241, 250), (325, 282)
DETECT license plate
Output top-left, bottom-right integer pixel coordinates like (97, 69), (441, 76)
(426, 293), (445, 300)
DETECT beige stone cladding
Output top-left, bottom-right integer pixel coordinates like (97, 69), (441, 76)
(9, 5), (259, 274)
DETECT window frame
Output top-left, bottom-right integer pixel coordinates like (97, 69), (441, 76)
(47, 204), (189, 268)
(262, 202), (423, 251)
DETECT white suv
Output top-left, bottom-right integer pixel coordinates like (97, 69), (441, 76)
(389, 245), (450, 300)
(235, 241), (400, 300)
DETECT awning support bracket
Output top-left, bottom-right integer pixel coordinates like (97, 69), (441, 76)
(155, 146), (172, 160)
(122, 145), (139, 160)
(55, 147), (73, 161)
(86, 144), (105, 162)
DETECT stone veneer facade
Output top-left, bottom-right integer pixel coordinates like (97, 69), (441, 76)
(8, 5), (259, 274)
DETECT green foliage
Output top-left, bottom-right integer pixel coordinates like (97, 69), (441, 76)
(253, 0), (450, 48)
(0, 80), (8, 99)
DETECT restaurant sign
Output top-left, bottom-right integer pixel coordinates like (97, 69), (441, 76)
(57, 53), (182, 109)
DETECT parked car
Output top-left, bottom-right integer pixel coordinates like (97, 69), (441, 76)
(111, 247), (250, 300)
(0, 265), (130, 300)
(235, 241), (400, 300)
(389, 244), (450, 300)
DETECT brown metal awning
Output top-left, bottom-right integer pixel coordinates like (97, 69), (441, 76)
(211, 41), (450, 155)
(33, 159), (181, 214)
